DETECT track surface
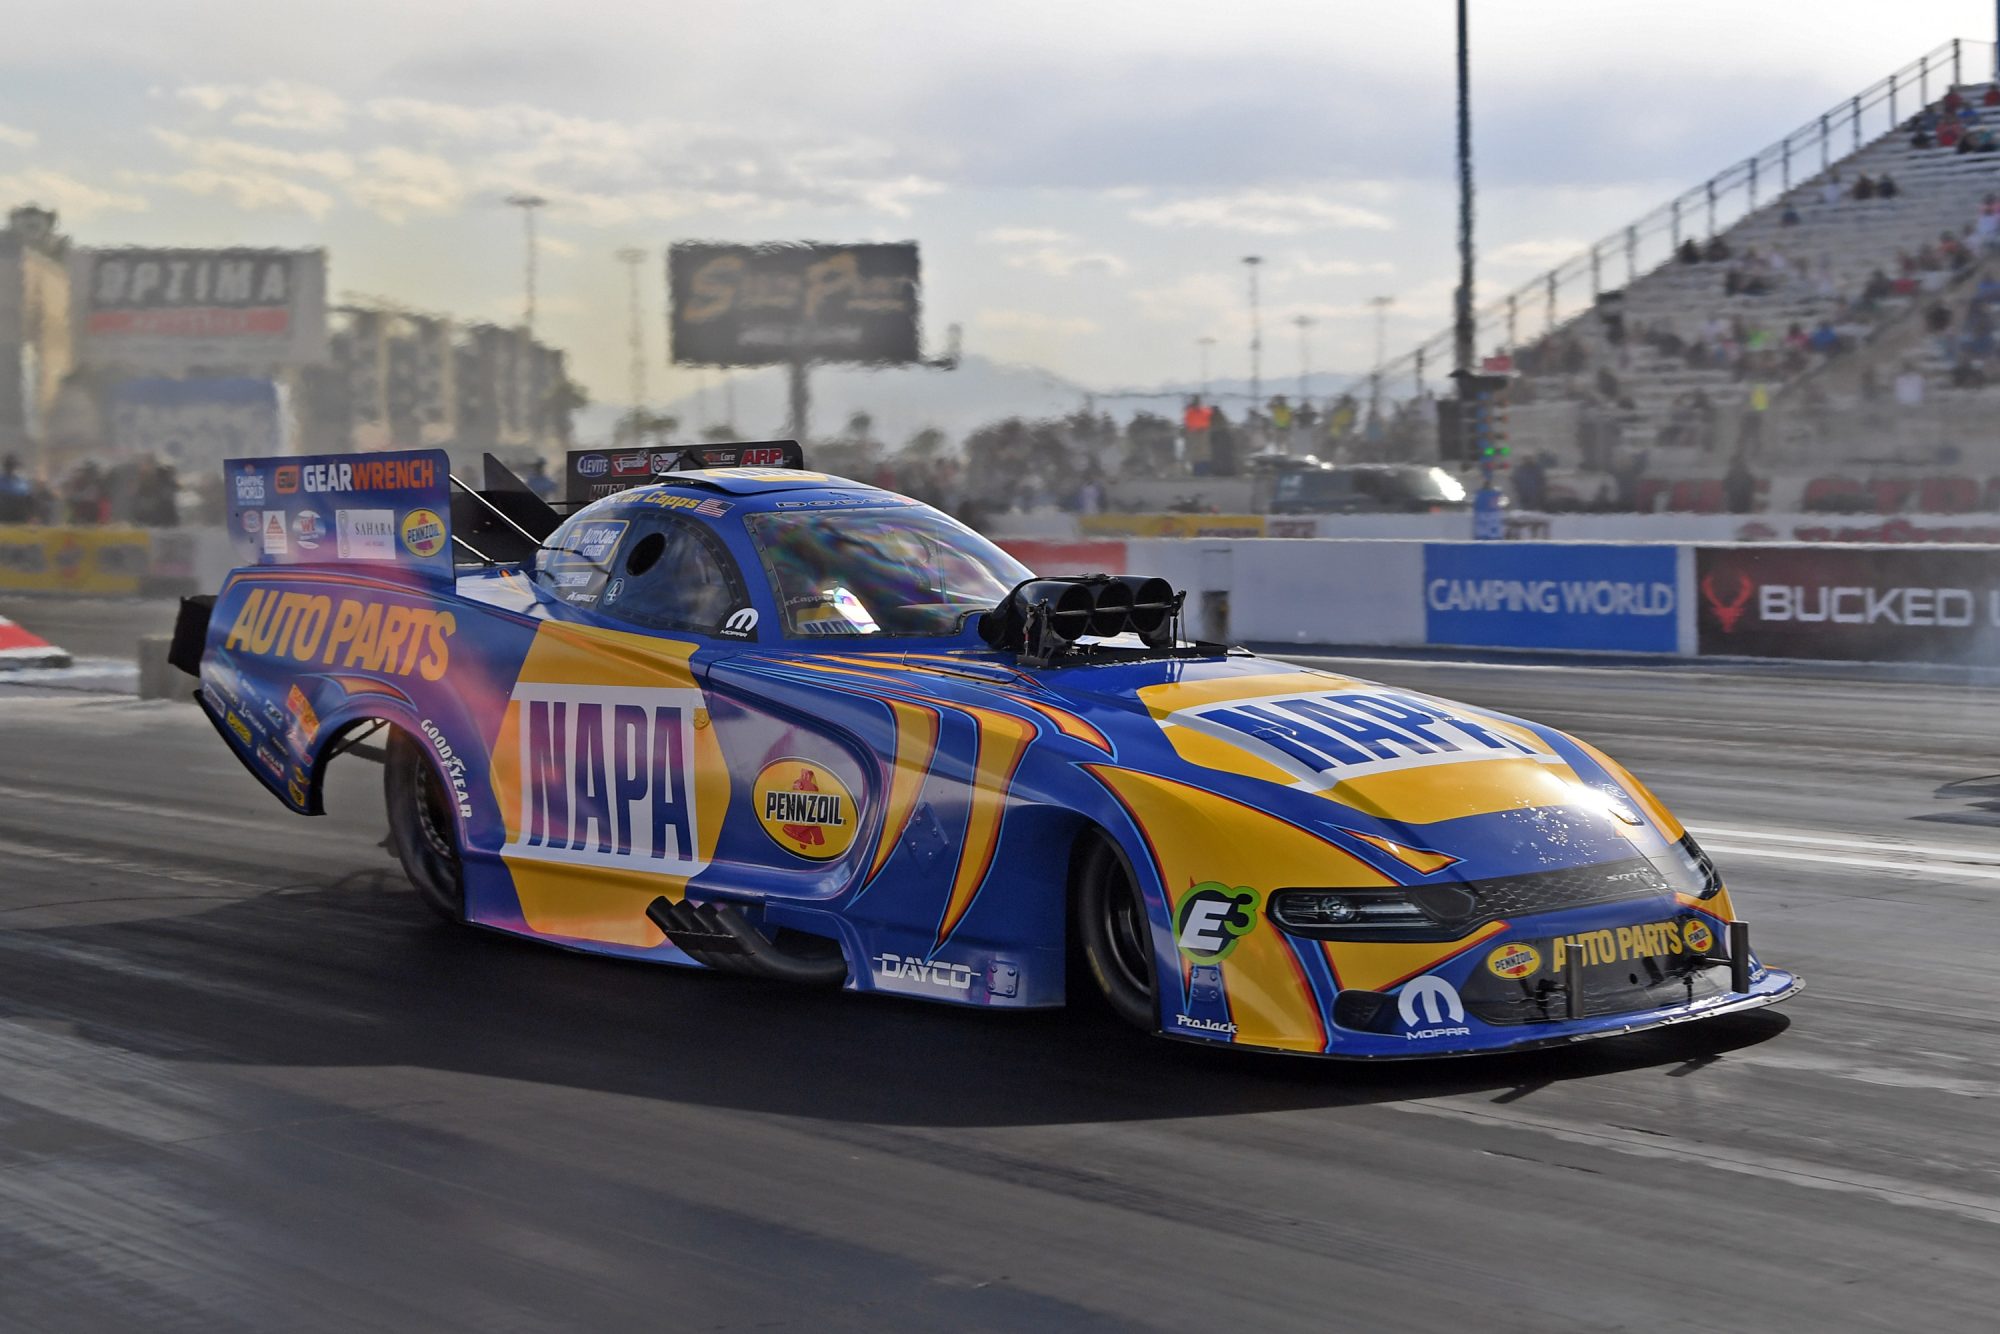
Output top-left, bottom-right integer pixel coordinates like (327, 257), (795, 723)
(1, 653), (1997, 1331)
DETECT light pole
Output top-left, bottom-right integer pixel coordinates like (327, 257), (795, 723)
(1367, 295), (1395, 421)
(505, 193), (548, 335)
(615, 247), (648, 421)
(1243, 256), (1264, 412)
(1196, 335), (1217, 397)
(1292, 315), (1315, 404)
(1452, 0), (1475, 381)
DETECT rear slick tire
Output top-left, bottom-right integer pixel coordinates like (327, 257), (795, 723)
(385, 728), (467, 924)
(1076, 836), (1158, 1031)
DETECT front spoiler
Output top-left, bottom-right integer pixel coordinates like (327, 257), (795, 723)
(1164, 967), (1803, 1061)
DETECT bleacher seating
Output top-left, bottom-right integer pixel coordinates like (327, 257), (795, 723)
(1513, 85), (2000, 462)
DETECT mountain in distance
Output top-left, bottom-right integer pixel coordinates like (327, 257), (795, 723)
(574, 357), (1370, 448)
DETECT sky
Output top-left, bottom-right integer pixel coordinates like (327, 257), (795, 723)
(3, 0), (1996, 422)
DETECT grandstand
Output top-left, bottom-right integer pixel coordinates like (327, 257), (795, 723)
(1376, 39), (2000, 483)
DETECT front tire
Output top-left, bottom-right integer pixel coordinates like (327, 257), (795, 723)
(1075, 835), (1158, 1030)
(385, 728), (467, 923)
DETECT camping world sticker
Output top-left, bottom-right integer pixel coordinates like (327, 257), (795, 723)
(753, 758), (859, 861)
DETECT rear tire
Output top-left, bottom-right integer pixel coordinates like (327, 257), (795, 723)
(385, 728), (467, 923)
(1075, 835), (1158, 1030)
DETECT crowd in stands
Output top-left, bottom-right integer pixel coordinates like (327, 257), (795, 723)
(0, 453), (189, 526)
(1907, 84), (2000, 152)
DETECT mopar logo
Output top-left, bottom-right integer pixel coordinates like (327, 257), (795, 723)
(576, 454), (609, 477)
(722, 607), (759, 636)
(1398, 975), (1470, 1040)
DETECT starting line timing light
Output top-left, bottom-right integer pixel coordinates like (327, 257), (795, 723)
(1448, 370), (1512, 469)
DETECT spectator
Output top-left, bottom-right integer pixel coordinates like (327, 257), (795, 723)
(1986, 85), (2000, 108)
(1877, 172), (1900, 199)
(1894, 364), (1926, 407)
(1808, 318), (1841, 355)
(1512, 452), (1548, 511)
(1724, 450), (1756, 514)
(1911, 121), (1935, 149)
(1852, 174), (1876, 201)
(1703, 235), (1731, 263)
(1677, 237), (1701, 264)
(1820, 173), (1843, 207)
(1946, 88), (1966, 113)
(1780, 203), (1801, 226)
(0, 455), (30, 523)
(1940, 116), (1963, 149)
(65, 463), (107, 524)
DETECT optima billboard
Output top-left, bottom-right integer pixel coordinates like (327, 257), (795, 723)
(668, 242), (920, 366)
(73, 248), (329, 371)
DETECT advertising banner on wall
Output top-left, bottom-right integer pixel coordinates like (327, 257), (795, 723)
(1424, 542), (1681, 653)
(1695, 544), (2000, 662)
(0, 526), (152, 595)
(108, 378), (282, 466)
(73, 249), (329, 372)
(669, 243), (920, 366)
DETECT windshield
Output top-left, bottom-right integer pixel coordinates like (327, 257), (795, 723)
(746, 506), (1030, 638)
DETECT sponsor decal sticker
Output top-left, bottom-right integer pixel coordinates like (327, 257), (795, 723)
(234, 468), (265, 503)
(1681, 918), (1716, 952)
(753, 758), (858, 861)
(1551, 921), (1687, 970)
(223, 590), (454, 679)
(504, 683), (703, 873)
(261, 510), (289, 556)
(719, 607), (759, 638)
(636, 491), (733, 517)
(1486, 942), (1542, 980)
(285, 683), (321, 743)
(335, 508), (396, 560)
(1179, 688), (1549, 784)
(225, 710), (253, 745)
(240, 509), (261, 534)
(291, 509), (324, 551)
(287, 778), (308, 805)
(400, 507), (447, 558)
(1398, 975), (1470, 1040)
(1174, 882), (1259, 962)
(576, 453), (609, 477)
(420, 717), (474, 819)
(274, 464), (299, 495)
(1173, 1015), (1238, 1035)
(873, 953), (975, 992)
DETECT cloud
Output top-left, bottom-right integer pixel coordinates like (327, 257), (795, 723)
(1131, 189), (1393, 235)
(0, 170), (146, 221)
(977, 226), (1074, 246)
(365, 94), (945, 220)
(535, 233), (578, 258)
(346, 147), (464, 223)
(978, 225), (1128, 277)
(974, 309), (1099, 337)
(1485, 238), (1590, 272)
(128, 168), (335, 218)
(177, 80), (348, 134)
(1129, 271), (1248, 327)
(149, 129), (354, 180)
(1286, 256), (1396, 278)
(0, 124), (38, 150)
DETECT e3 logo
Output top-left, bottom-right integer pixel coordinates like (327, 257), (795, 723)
(1175, 883), (1260, 962)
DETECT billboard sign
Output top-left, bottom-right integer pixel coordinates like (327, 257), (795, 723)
(1424, 542), (1680, 653)
(1696, 544), (2000, 662)
(565, 441), (802, 506)
(669, 243), (919, 366)
(108, 378), (282, 466)
(74, 248), (329, 371)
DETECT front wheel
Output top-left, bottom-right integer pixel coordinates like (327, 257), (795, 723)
(385, 728), (467, 923)
(1075, 836), (1158, 1030)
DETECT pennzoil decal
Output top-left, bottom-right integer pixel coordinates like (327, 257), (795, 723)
(1486, 942), (1541, 979)
(753, 758), (858, 861)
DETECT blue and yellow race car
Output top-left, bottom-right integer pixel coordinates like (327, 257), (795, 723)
(171, 442), (1799, 1059)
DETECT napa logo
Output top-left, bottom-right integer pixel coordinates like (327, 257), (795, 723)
(1177, 688), (1550, 783)
(753, 758), (858, 862)
(504, 684), (703, 873)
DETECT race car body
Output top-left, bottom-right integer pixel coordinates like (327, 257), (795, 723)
(176, 445), (1799, 1059)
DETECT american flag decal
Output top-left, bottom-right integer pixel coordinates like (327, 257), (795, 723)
(696, 498), (731, 517)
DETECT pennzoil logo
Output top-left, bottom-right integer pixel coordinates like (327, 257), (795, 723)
(753, 759), (858, 861)
(1681, 918), (1716, 952)
(401, 508), (447, 558)
(1486, 942), (1541, 979)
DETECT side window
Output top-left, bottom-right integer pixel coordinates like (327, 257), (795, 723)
(598, 516), (749, 636)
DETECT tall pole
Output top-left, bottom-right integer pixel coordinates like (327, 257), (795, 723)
(1197, 336), (1216, 396)
(1243, 255), (1264, 411)
(506, 194), (547, 335)
(1292, 315), (1314, 402)
(1367, 295), (1394, 420)
(614, 247), (647, 418)
(1453, 0), (1475, 382)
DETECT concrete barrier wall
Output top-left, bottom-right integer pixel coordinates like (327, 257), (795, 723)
(1004, 535), (2000, 665)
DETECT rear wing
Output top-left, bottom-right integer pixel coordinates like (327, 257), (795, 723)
(565, 439), (804, 506)
(225, 448), (562, 579)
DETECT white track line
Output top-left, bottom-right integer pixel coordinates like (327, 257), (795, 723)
(1689, 822), (2000, 882)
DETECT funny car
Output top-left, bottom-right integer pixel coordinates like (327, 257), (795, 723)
(170, 442), (1799, 1059)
